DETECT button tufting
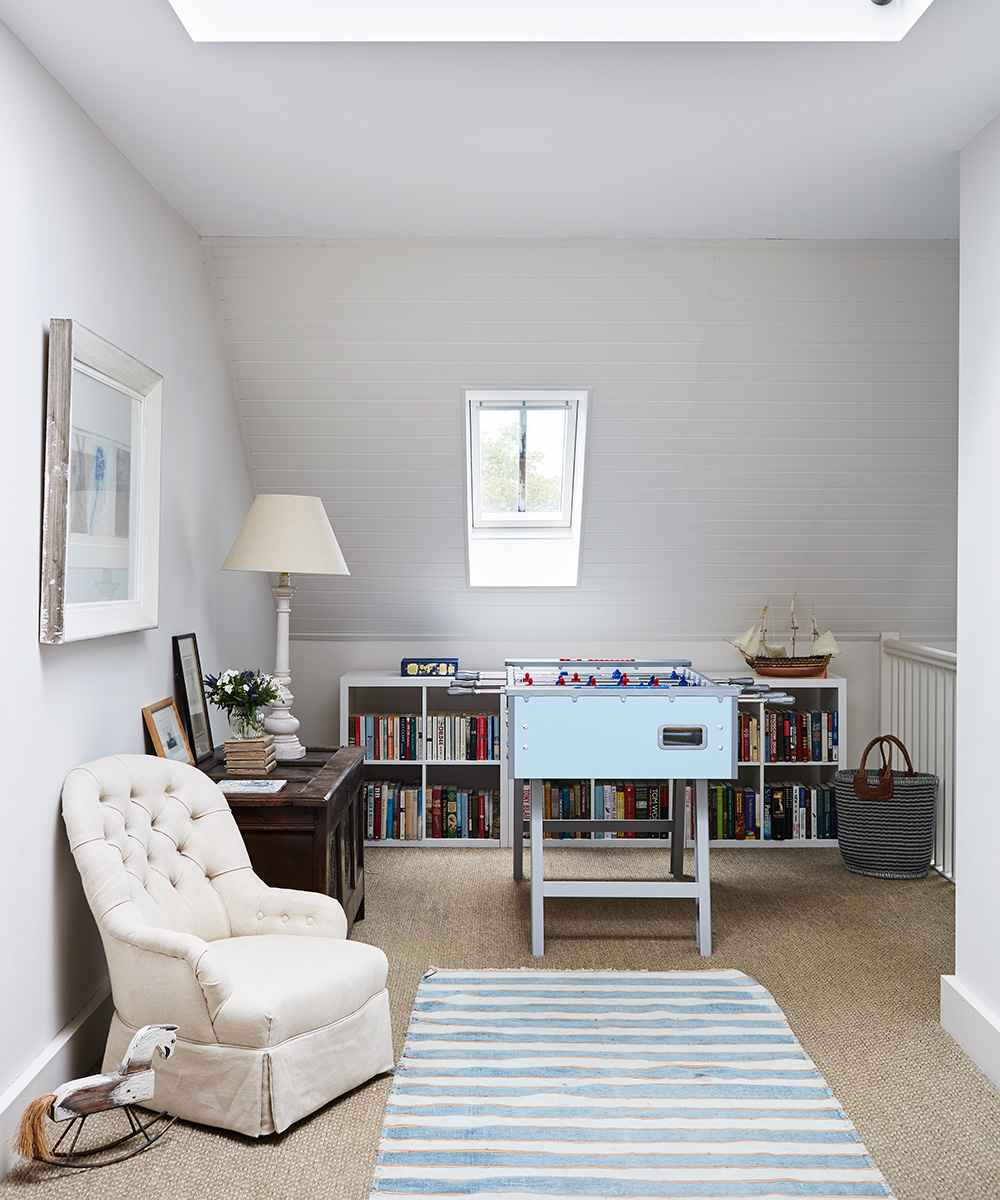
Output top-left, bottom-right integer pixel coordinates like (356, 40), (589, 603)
(257, 912), (264, 920)
(281, 915), (289, 923)
(306, 917), (314, 926)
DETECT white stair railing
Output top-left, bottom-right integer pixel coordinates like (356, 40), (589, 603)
(878, 634), (957, 880)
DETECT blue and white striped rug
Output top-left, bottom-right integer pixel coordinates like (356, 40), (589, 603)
(370, 968), (895, 1199)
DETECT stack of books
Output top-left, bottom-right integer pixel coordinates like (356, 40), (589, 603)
(224, 734), (276, 776)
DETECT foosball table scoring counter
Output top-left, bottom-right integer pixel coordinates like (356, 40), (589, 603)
(452, 659), (742, 956)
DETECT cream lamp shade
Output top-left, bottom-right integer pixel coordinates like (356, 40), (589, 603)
(222, 494), (349, 576)
(221, 494), (347, 761)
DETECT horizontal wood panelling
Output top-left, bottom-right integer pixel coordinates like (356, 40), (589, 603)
(205, 237), (958, 642)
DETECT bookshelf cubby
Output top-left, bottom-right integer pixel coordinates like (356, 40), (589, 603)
(710, 673), (847, 847)
(339, 670), (509, 846)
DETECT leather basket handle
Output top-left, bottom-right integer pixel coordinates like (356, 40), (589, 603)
(853, 734), (915, 801)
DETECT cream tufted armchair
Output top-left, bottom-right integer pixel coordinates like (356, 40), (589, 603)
(61, 754), (394, 1137)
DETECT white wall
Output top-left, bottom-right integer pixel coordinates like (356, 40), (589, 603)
(942, 111), (1000, 1087)
(0, 20), (274, 1167)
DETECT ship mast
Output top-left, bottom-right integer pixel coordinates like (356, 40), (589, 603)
(790, 593), (799, 657)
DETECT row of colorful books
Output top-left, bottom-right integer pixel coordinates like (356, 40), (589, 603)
(519, 780), (674, 840)
(425, 713), (501, 762)
(515, 779), (838, 842)
(348, 713), (501, 762)
(738, 709), (839, 764)
(364, 780), (501, 840)
(706, 781), (838, 841)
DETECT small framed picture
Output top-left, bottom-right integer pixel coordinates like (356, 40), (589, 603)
(142, 698), (194, 765)
(172, 633), (214, 762)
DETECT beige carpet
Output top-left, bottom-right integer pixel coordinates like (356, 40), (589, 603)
(4, 846), (1000, 1199)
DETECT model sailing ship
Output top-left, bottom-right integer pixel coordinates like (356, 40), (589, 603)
(732, 596), (840, 678)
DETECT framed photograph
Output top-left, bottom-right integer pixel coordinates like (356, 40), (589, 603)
(39, 319), (162, 643)
(142, 698), (194, 765)
(172, 633), (215, 762)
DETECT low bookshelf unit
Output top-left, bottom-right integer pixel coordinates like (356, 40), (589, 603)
(339, 669), (509, 846)
(711, 673), (846, 847)
(340, 668), (846, 851)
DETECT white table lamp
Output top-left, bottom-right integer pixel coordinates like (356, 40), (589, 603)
(222, 494), (349, 760)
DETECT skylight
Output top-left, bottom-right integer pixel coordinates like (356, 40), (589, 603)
(165, 0), (937, 44)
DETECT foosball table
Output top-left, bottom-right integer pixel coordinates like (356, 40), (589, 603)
(452, 659), (741, 956)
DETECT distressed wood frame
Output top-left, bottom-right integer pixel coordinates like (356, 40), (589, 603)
(39, 319), (162, 643)
(142, 697), (194, 765)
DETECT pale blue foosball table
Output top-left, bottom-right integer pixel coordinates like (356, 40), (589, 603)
(454, 658), (742, 956)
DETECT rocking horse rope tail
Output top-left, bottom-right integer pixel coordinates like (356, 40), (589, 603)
(13, 1094), (57, 1163)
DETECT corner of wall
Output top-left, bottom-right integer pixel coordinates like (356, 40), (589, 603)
(940, 974), (1000, 1093)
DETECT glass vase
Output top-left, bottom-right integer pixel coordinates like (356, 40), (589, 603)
(229, 712), (265, 741)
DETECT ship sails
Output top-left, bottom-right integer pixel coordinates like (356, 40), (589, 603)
(731, 599), (839, 662)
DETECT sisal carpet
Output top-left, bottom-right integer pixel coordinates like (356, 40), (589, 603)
(371, 968), (894, 1198)
(2, 847), (999, 1200)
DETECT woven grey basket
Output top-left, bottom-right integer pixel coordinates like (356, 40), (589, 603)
(833, 735), (937, 879)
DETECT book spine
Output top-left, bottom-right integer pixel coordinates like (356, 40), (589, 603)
(624, 782), (636, 838)
(635, 782), (649, 838)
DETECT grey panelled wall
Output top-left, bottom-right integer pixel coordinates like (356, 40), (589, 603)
(203, 237), (958, 643)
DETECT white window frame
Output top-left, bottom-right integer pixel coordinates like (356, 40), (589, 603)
(468, 392), (579, 530)
(463, 388), (589, 587)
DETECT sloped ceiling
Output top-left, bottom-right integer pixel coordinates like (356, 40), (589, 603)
(205, 237), (957, 642)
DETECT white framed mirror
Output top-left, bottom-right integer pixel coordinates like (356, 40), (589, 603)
(39, 320), (162, 643)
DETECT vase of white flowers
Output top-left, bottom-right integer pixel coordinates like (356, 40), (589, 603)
(203, 668), (284, 773)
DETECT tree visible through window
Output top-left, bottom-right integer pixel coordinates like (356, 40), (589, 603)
(479, 407), (564, 517)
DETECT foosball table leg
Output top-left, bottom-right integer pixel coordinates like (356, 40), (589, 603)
(530, 777), (545, 955)
(669, 779), (685, 879)
(694, 776), (712, 956)
(512, 778), (523, 881)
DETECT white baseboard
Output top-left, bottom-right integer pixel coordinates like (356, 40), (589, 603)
(0, 984), (113, 1179)
(941, 973), (1000, 1090)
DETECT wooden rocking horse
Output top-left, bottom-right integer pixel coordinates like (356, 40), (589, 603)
(14, 1024), (179, 1168)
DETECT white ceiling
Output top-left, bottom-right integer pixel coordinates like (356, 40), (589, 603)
(2, 0), (999, 237)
